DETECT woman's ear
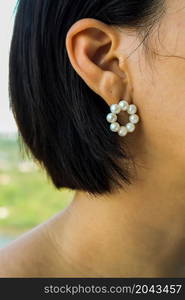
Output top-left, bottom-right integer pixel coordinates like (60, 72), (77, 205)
(65, 18), (131, 106)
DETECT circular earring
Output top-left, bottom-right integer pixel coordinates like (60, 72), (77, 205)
(106, 100), (140, 137)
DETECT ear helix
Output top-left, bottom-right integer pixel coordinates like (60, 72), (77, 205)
(106, 100), (140, 137)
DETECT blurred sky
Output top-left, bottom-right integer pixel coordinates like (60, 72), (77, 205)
(0, 0), (17, 133)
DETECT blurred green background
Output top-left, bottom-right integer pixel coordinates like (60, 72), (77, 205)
(0, 133), (74, 247)
(0, 0), (74, 248)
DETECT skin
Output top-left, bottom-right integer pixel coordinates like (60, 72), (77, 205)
(1, 0), (185, 277)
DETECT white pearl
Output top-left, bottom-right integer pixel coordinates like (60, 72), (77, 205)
(110, 122), (120, 132)
(119, 100), (129, 111)
(129, 114), (139, 124)
(126, 122), (135, 132)
(106, 113), (117, 123)
(110, 104), (121, 114)
(127, 104), (137, 115)
(118, 126), (128, 137)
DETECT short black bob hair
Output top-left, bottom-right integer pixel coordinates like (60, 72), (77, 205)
(9, 0), (164, 195)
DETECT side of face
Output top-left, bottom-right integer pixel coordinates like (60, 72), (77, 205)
(126, 0), (185, 164)
(65, 0), (185, 168)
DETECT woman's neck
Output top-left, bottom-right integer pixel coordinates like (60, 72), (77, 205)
(47, 151), (185, 277)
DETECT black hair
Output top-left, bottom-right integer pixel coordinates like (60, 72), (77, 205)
(9, 0), (164, 195)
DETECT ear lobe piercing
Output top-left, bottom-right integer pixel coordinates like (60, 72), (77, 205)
(106, 100), (140, 137)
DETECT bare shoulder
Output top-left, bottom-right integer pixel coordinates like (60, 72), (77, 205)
(0, 210), (69, 278)
(0, 202), (93, 278)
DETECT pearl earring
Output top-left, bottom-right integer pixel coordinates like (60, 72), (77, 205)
(106, 100), (140, 137)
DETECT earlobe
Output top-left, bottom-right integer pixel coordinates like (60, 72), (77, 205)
(65, 18), (130, 106)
